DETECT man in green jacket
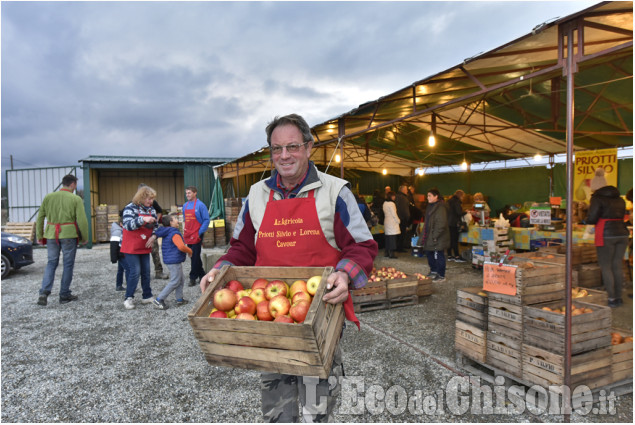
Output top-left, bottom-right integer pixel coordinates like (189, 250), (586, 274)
(36, 174), (89, 306)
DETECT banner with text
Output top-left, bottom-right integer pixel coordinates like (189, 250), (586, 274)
(574, 148), (618, 204)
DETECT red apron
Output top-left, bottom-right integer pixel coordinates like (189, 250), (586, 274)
(121, 206), (153, 254)
(183, 199), (202, 244)
(255, 189), (360, 329)
(41, 189), (80, 245)
(594, 218), (622, 247)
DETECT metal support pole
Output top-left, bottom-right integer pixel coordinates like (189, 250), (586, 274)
(338, 119), (345, 179)
(563, 23), (576, 423)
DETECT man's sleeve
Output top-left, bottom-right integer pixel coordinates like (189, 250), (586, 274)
(198, 202), (210, 235)
(36, 196), (47, 241)
(333, 188), (378, 289)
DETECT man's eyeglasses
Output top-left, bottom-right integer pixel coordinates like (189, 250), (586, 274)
(270, 142), (308, 155)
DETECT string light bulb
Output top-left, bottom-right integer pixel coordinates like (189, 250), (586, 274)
(382, 169), (388, 175)
(335, 154), (341, 163)
(534, 153), (542, 161)
(428, 113), (437, 147)
(417, 168), (425, 176)
(461, 160), (468, 170)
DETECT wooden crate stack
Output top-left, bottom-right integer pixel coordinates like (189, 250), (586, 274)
(522, 300), (613, 390)
(188, 266), (343, 379)
(485, 261), (565, 380)
(202, 224), (215, 248)
(611, 329), (633, 383)
(351, 281), (387, 313)
(224, 198), (242, 245)
(3, 222), (36, 243)
(455, 287), (488, 363)
(213, 219), (227, 246)
(351, 276), (422, 313)
(107, 204), (119, 231)
(95, 205), (109, 242)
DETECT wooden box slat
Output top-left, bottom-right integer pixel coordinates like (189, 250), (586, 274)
(351, 281), (386, 304)
(611, 328), (633, 383)
(188, 266), (342, 379)
(487, 261), (565, 306)
(486, 331), (522, 378)
(416, 278), (433, 297)
(386, 278), (418, 299)
(3, 222), (36, 242)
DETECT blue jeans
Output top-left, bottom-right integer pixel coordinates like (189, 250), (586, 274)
(116, 255), (130, 288)
(125, 253), (153, 300)
(40, 238), (78, 298)
(426, 250), (446, 277)
(158, 263), (185, 301)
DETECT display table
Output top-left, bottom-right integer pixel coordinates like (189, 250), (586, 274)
(459, 225), (594, 250)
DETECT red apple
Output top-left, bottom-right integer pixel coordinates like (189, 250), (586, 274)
(235, 312), (256, 320)
(251, 278), (269, 291)
(268, 294), (291, 318)
(213, 288), (238, 312)
(225, 280), (244, 293)
(256, 300), (274, 321)
(209, 310), (228, 318)
(292, 291), (312, 304)
(289, 280), (308, 298)
(273, 315), (294, 323)
(249, 288), (267, 305)
(306, 275), (321, 296)
(265, 280), (288, 300)
(289, 300), (311, 323)
(235, 296), (257, 315)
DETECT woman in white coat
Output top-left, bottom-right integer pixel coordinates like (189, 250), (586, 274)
(382, 191), (401, 258)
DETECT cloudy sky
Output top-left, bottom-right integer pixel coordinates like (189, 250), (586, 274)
(1, 0), (598, 183)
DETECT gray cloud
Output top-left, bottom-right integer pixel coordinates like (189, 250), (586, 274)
(1, 1), (597, 180)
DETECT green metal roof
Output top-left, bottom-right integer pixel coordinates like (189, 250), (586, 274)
(80, 155), (235, 165)
(219, 1), (632, 178)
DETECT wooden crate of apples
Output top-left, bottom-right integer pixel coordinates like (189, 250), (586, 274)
(368, 266), (428, 299)
(188, 266), (344, 379)
(611, 329), (633, 382)
(523, 300), (611, 355)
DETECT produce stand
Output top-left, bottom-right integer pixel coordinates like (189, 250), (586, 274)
(459, 225), (593, 251)
(454, 258), (633, 403)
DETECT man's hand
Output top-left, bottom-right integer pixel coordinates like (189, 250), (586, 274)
(322, 271), (350, 305)
(200, 268), (221, 293)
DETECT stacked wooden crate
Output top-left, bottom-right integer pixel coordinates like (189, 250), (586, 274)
(3, 222), (36, 243)
(522, 300), (613, 390)
(213, 219), (227, 246)
(223, 198), (242, 245)
(95, 205), (109, 242)
(611, 329), (633, 383)
(455, 288), (488, 363)
(485, 261), (565, 380)
(107, 205), (119, 234)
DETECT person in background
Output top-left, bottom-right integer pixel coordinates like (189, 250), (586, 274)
(355, 193), (372, 224)
(110, 210), (129, 291)
(183, 186), (210, 286)
(121, 185), (158, 310)
(585, 185), (630, 308)
(408, 184), (424, 229)
(382, 191), (400, 258)
(200, 113), (377, 422)
(419, 188), (450, 282)
(36, 174), (89, 306)
(470, 192), (491, 224)
(370, 188), (385, 225)
(447, 189), (466, 263)
(152, 214), (192, 310)
(395, 185), (411, 252)
(138, 183), (168, 280)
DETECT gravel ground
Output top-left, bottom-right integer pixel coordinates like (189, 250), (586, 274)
(1, 244), (632, 423)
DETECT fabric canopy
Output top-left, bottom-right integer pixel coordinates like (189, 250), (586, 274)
(217, 1), (632, 179)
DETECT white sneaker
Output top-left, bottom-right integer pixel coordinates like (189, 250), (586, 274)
(124, 297), (135, 310)
(140, 297), (154, 304)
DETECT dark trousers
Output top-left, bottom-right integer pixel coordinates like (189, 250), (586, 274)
(426, 250), (447, 277)
(188, 241), (205, 280)
(448, 226), (460, 258)
(596, 236), (629, 300)
(397, 224), (409, 251)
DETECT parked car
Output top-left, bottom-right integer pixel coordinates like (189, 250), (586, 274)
(1, 232), (35, 279)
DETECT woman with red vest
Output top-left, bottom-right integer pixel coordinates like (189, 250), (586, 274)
(586, 185), (630, 308)
(121, 185), (159, 310)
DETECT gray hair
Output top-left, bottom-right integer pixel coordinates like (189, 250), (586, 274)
(265, 114), (314, 146)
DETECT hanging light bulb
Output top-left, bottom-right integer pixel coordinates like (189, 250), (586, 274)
(382, 169), (388, 175)
(418, 168), (425, 176)
(461, 160), (468, 170)
(428, 113), (437, 147)
(534, 153), (543, 161)
(335, 154), (341, 163)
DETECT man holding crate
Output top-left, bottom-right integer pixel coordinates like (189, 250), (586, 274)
(201, 114), (377, 422)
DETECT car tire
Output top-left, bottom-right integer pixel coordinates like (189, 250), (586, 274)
(1, 254), (11, 279)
